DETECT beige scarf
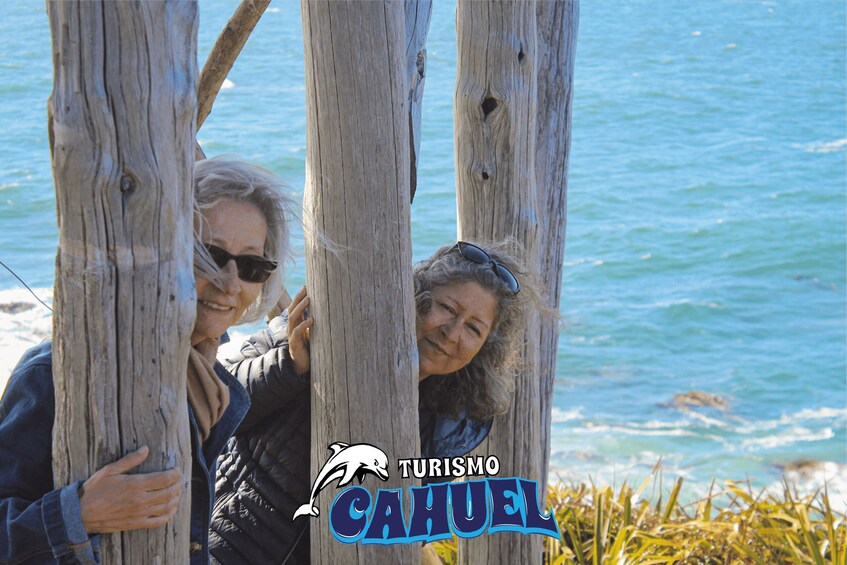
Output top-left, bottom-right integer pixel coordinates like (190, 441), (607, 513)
(186, 346), (230, 444)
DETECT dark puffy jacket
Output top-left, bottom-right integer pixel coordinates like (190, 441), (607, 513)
(209, 314), (491, 564)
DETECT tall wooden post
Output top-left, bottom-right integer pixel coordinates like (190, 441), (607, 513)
(455, 1), (579, 562)
(48, 2), (197, 562)
(535, 0), (579, 489)
(301, 1), (419, 563)
(454, 2), (541, 562)
(406, 0), (433, 202)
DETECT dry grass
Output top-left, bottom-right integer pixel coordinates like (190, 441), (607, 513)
(430, 472), (846, 564)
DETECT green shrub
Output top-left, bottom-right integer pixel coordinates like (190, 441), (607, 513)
(430, 474), (846, 564)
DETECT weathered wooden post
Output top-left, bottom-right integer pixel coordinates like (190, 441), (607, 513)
(48, 2), (197, 562)
(454, 0), (578, 562)
(406, 0), (433, 202)
(535, 0), (579, 489)
(301, 1), (419, 563)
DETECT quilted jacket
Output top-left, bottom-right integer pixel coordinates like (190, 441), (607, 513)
(209, 314), (492, 564)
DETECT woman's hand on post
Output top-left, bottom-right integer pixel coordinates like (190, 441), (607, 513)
(78, 446), (184, 534)
(287, 285), (313, 376)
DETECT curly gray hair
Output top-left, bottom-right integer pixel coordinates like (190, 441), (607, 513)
(416, 239), (536, 421)
(193, 156), (297, 324)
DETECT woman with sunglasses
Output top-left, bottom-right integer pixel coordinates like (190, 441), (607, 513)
(210, 240), (533, 564)
(0, 157), (294, 564)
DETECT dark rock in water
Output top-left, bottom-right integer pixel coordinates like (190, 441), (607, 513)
(0, 302), (35, 314)
(776, 459), (829, 479)
(778, 459), (822, 472)
(663, 391), (729, 411)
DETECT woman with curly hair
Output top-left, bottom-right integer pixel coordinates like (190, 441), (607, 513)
(210, 240), (536, 564)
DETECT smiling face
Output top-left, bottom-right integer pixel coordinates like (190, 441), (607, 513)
(416, 281), (498, 380)
(192, 198), (268, 345)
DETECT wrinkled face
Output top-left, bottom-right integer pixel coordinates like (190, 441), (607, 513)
(191, 198), (267, 345)
(416, 281), (498, 380)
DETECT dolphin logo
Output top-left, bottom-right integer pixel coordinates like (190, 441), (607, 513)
(292, 442), (389, 520)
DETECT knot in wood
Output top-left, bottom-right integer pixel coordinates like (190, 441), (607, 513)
(120, 175), (136, 194)
(481, 98), (498, 117)
(416, 50), (426, 79)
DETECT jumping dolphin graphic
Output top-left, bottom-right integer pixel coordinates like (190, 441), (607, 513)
(292, 442), (389, 520)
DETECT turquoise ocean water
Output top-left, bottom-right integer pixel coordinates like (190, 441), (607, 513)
(1, 1), (845, 504)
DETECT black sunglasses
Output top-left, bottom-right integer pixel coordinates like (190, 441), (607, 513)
(451, 241), (520, 294)
(203, 244), (277, 284)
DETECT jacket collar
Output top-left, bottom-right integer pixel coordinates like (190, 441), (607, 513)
(196, 363), (249, 466)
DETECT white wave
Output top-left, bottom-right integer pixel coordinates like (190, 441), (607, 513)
(632, 298), (723, 310)
(735, 407), (847, 434)
(678, 409), (731, 428)
(766, 461), (847, 511)
(221, 79), (235, 90)
(551, 407), (583, 423)
(792, 407), (847, 421)
(634, 419), (691, 430)
(0, 288), (54, 390)
(563, 257), (602, 267)
(805, 139), (847, 153)
(738, 427), (834, 451)
(581, 422), (723, 441)
(548, 451), (695, 497)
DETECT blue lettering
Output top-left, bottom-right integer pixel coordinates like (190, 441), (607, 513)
(519, 479), (561, 539)
(328, 477), (562, 545)
(488, 478), (526, 534)
(330, 487), (371, 543)
(450, 480), (489, 538)
(363, 489), (408, 544)
(408, 484), (451, 542)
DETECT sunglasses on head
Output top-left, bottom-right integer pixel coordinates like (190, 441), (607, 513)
(451, 241), (520, 294)
(203, 244), (277, 284)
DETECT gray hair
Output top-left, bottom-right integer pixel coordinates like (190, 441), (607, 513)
(415, 239), (537, 421)
(193, 156), (297, 324)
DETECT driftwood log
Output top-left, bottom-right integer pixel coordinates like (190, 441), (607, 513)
(48, 2), (197, 563)
(194, 0), (272, 161)
(301, 1), (419, 563)
(197, 0), (272, 131)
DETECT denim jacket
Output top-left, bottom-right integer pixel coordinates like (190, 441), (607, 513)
(0, 342), (248, 565)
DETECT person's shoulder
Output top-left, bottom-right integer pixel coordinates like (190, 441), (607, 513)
(1, 341), (55, 419)
(11, 341), (53, 370)
(6, 341), (53, 386)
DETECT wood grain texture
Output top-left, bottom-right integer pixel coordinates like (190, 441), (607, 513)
(48, 1), (197, 562)
(197, 0), (271, 131)
(301, 1), (419, 563)
(535, 0), (579, 490)
(405, 0), (432, 202)
(454, 1), (543, 563)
